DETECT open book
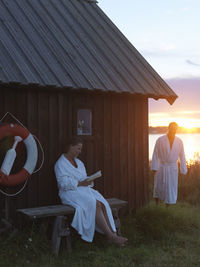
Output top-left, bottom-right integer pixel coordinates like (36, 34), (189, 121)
(87, 170), (102, 182)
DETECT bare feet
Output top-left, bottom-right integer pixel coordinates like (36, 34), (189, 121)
(107, 234), (128, 247)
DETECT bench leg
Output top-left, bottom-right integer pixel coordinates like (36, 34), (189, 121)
(66, 231), (72, 252)
(52, 216), (62, 255)
(52, 216), (71, 255)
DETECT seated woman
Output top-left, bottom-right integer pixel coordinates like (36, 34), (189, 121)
(54, 137), (127, 247)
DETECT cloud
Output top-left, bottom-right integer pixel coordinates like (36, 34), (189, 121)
(183, 7), (190, 12)
(150, 112), (170, 117)
(171, 111), (200, 120)
(138, 40), (176, 57)
(141, 49), (175, 58)
(176, 110), (200, 115)
(186, 60), (200, 67)
(150, 110), (200, 121)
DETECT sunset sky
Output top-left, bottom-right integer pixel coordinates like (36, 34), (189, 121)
(99, 0), (200, 128)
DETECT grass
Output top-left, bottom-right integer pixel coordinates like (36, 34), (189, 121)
(2, 163), (200, 266)
(179, 162), (200, 205)
(1, 203), (200, 266)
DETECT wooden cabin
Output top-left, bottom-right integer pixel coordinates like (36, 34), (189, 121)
(0, 0), (177, 215)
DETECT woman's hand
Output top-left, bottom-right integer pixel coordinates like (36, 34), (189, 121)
(78, 179), (91, 187)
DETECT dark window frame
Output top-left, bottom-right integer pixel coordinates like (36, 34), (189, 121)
(76, 108), (93, 136)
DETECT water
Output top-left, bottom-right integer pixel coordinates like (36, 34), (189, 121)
(149, 133), (200, 163)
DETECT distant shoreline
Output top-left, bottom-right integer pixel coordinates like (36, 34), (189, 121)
(149, 126), (200, 134)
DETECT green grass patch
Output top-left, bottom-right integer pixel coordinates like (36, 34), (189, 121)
(179, 162), (200, 205)
(1, 202), (200, 266)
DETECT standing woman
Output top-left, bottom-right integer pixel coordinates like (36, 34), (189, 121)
(151, 122), (187, 206)
(54, 137), (127, 246)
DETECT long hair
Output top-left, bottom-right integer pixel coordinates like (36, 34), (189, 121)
(168, 122), (178, 128)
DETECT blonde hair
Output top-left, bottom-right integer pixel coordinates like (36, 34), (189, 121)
(168, 122), (178, 128)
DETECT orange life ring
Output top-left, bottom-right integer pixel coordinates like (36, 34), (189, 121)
(0, 123), (38, 186)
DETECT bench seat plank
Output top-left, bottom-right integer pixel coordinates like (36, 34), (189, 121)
(18, 205), (75, 219)
(18, 198), (127, 219)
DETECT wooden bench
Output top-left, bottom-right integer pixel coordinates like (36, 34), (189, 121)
(18, 198), (127, 255)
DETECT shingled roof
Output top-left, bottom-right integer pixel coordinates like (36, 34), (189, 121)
(0, 0), (177, 104)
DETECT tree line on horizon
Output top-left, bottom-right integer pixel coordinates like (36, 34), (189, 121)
(149, 126), (200, 134)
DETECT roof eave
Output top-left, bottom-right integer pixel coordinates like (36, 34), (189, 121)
(151, 94), (178, 105)
(167, 95), (178, 105)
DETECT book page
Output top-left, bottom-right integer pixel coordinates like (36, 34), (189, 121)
(87, 170), (102, 182)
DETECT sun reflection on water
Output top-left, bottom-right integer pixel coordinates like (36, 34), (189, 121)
(177, 134), (200, 165)
(182, 136), (199, 165)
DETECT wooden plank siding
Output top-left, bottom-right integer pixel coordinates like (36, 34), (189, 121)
(0, 85), (149, 215)
(27, 90), (39, 208)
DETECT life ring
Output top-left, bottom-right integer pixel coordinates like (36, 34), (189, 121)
(0, 123), (38, 186)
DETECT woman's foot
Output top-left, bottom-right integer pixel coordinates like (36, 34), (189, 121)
(107, 234), (128, 247)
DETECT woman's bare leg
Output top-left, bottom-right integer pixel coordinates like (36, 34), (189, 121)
(95, 201), (114, 238)
(100, 202), (116, 234)
(95, 201), (127, 246)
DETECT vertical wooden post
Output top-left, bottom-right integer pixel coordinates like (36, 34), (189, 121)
(51, 216), (71, 255)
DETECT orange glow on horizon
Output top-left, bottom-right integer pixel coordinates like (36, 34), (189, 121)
(149, 112), (200, 129)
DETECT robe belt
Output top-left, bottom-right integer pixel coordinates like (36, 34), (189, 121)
(160, 162), (177, 167)
(159, 162), (177, 184)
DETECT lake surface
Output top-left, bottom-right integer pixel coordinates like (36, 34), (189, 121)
(149, 133), (200, 163)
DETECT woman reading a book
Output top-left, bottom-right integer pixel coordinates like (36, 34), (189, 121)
(54, 137), (127, 247)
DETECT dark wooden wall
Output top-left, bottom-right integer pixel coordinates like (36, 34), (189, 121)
(0, 84), (149, 216)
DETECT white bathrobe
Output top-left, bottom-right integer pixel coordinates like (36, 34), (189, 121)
(151, 135), (187, 204)
(54, 154), (116, 242)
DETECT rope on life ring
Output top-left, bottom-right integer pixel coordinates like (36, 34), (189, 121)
(0, 123), (38, 187)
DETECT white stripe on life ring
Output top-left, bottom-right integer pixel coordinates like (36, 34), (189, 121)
(24, 134), (38, 174)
